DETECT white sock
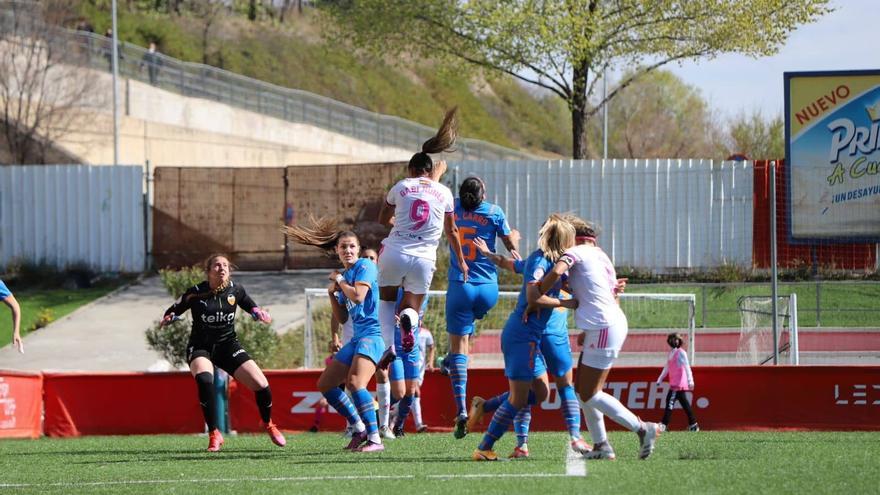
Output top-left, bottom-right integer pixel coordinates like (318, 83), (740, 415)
(579, 397), (608, 445)
(379, 300), (397, 350)
(368, 432), (381, 444)
(412, 396), (423, 427)
(353, 420), (365, 433)
(585, 391), (641, 432)
(377, 382), (391, 428)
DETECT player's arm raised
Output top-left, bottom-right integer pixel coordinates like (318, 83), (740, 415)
(473, 237), (516, 272)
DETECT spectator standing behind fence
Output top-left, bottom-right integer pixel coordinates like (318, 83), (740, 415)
(0, 279), (23, 354)
(656, 333), (700, 432)
(140, 42), (162, 85)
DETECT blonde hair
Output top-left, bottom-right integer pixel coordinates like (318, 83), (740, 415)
(537, 214), (575, 261)
(561, 213), (599, 239)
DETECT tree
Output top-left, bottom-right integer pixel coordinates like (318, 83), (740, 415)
(186, 0), (226, 64)
(594, 70), (724, 158)
(322, 0), (830, 158)
(0, 2), (98, 164)
(725, 110), (784, 160)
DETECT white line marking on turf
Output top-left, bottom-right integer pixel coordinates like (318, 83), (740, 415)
(565, 446), (587, 477)
(0, 473), (589, 488)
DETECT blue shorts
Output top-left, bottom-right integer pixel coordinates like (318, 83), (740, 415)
(389, 346), (421, 381)
(445, 281), (500, 336)
(335, 335), (384, 367)
(541, 331), (573, 377)
(501, 326), (546, 382)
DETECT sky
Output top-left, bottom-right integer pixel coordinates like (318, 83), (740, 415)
(664, 0), (877, 119)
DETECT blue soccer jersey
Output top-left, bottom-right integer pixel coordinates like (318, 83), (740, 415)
(448, 199), (511, 284)
(337, 258), (382, 339)
(0, 280), (10, 299)
(505, 250), (563, 343)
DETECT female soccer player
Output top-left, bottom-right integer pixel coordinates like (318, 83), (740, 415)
(535, 216), (662, 460)
(160, 254), (285, 452)
(468, 237), (592, 457)
(443, 176), (520, 438)
(284, 221), (386, 452)
(472, 214), (578, 461)
(657, 332), (699, 431)
(376, 108), (468, 376)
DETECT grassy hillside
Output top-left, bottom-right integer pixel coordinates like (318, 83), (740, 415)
(76, 4), (571, 156)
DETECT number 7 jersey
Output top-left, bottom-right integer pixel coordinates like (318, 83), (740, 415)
(383, 177), (455, 261)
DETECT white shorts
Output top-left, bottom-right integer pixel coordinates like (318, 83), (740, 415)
(579, 316), (628, 370)
(377, 247), (436, 294)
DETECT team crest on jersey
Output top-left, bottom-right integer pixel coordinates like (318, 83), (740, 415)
(227, 294), (236, 306)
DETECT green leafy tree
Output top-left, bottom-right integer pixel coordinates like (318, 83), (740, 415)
(593, 70), (724, 158)
(321, 0), (830, 158)
(726, 110), (784, 160)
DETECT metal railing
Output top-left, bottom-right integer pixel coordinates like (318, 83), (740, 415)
(0, 7), (535, 161)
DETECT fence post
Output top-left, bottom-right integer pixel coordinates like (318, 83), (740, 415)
(701, 285), (707, 328)
(304, 291), (314, 368)
(816, 280), (821, 327)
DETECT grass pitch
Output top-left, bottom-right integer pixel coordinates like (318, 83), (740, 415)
(0, 430), (876, 494)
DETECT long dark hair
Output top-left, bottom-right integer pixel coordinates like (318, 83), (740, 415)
(459, 176), (485, 211)
(408, 107), (458, 176)
(281, 214), (357, 257)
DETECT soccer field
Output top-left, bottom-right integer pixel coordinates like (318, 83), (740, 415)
(0, 431), (876, 494)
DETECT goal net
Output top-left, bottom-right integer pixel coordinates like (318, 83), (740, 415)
(302, 288), (696, 369)
(736, 294), (799, 365)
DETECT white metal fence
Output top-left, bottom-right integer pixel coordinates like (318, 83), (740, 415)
(450, 159), (754, 272)
(0, 165), (146, 271)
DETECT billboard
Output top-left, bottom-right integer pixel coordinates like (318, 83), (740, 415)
(785, 70), (880, 242)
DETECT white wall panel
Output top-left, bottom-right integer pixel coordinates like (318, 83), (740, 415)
(450, 159), (754, 272)
(0, 165), (145, 272)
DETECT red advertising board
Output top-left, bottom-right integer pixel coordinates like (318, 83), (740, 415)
(229, 366), (880, 433)
(42, 372), (204, 437)
(0, 370), (43, 439)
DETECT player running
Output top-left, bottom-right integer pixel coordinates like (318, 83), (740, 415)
(442, 176), (520, 438)
(284, 221), (385, 452)
(472, 215), (578, 461)
(535, 216), (662, 460)
(160, 254), (285, 452)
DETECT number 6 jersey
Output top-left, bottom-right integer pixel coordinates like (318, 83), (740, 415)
(383, 177), (455, 260)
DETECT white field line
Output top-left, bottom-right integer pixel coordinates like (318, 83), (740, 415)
(0, 472), (586, 489)
(565, 445), (588, 477)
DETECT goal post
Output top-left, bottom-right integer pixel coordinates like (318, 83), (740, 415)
(302, 288), (697, 369)
(737, 294), (799, 365)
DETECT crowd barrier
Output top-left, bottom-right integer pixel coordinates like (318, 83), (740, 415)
(1, 366), (877, 438)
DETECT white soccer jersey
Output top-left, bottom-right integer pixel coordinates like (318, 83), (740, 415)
(382, 177), (454, 260)
(560, 244), (625, 330)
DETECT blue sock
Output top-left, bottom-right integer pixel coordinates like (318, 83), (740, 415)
(514, 406), (531, 447)
(478, 400), (519, 451)
(559, 385), (582, 439)
(483, 392), (509, 414)
(352, 388), (379, 436)
(323, 388), (361, 427)
(448, 353), (469, 416)
(395, 395), (414, 428)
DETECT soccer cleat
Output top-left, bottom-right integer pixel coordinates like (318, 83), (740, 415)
(416, 424), (429, 433)
(570, 438), (593, 456)
(688, 423), (700, 432)
(472, 449), (498, 461)
(637, 422), (661, 460)
(658, 423), (668, 433)
(356, 441), (385, 453)
(345, 430), (367, 450)
(509, 445), (530, 459)
(342, 425), (354, 438)
(439, 356), (451, 376)
(453, 414), (469, 439)
(308, 425), (319, 433)
(392, 423), (405, 438)
(379, 425), (396, 440)
(377, 346), (397, 370)
(465, 396), (486, 432)
(583, 441), (616, 460)
(206, 429), (224, 452)
(399, 308), (418, 353)
(266, 421), (286, 447)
